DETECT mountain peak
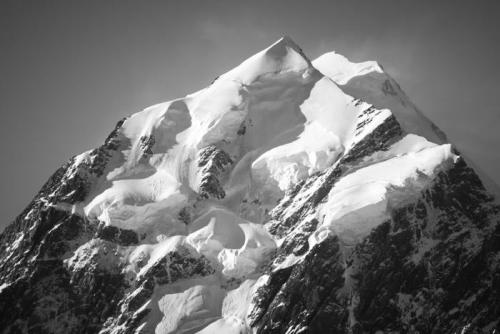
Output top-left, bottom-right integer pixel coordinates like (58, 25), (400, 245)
(265, 35), (307, 59)
(1, 37), (499, 334)
(219, 35), (313, 83)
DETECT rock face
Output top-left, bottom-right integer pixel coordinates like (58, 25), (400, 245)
(197, 145), (233, 200)
(1, 37), (499, 334)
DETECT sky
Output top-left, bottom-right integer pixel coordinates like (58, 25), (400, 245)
(1, 0), (499, 231)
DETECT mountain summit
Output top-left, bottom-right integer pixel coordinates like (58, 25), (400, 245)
(1, 37), (499, 334)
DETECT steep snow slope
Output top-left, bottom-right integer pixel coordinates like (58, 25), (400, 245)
(313, 51), (447, 144)
(0, 36), (499, 334)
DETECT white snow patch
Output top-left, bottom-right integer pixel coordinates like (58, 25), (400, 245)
(0, 282), (10, 293)
(317, 144), (455, 243)
(314, 52), (446, 144)
(197, 278), (258, 334)
(313, 51), (383, 85)
(186, 207), (276, 278)
(155, 284), (225, 334)
(252, 121), (342, 192)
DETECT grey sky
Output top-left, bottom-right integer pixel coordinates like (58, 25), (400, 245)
(1, 0), (499, 230)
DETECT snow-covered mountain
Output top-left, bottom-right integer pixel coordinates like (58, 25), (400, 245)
(1, 36), (499, 334)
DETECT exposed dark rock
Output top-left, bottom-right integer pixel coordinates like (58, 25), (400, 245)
(0, 210), (129, 334)
(255, 142), (500, 334)
(250, 235), (347, 334)
(178, 206), (192, 225)
(0, 117), (130, 333)
(139, 134), (155, 159)
(349, 158), (500, 333)
(100, 246), (215, 333)
(237, 121), (247, 135)
(197, 144), (233, 199)
(96, 224), (139, 246)
(343, 112), (403, 165)
(275, 218), (319, 262)
(143, 246), (215, 285)
(268, 110), (403, 239)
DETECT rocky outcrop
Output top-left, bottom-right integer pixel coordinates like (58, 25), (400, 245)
(249, 235), (347, 334)
(0, 118), (129, 334)
(349, 158), (500, 333)
(197, 145), (233, 199)
(248, 157), (500, 334)
(0, 209), (130, 334)
(100, 246), (215, 334)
